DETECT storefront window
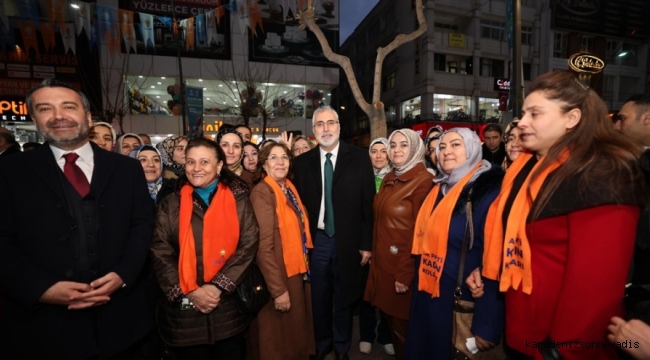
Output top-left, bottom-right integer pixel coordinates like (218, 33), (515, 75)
(478, 97), (501, 122)
(401, 96), (421, 123)
(433, 94), (472, 122)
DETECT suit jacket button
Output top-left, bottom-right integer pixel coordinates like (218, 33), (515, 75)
(65, 269), (74, 278)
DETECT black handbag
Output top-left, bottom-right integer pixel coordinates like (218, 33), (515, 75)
(235, 262), (271, 314)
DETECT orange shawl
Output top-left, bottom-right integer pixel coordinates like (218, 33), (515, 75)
(412, 162), (482, 297)
(263, 176), (313, 277)
(482, 151), (569, 294)
(178, 183), (240, 294)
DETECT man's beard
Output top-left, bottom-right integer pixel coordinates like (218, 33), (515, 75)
(316, 132), (339, 148)
(37, 119), (90, 150)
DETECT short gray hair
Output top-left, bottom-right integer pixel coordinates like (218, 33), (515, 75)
(311, 105), (339, 126)
(25, 79), (91, 114)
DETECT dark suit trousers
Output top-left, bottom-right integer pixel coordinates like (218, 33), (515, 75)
(311, 230), (353, 355)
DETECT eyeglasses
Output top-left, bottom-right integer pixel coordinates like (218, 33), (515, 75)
(313, 120), (339, 129)
(267, 154), (290, 163)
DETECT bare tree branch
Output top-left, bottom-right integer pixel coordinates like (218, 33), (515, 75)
(297, 0), (427, 139)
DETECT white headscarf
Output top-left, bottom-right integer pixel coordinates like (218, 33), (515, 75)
(369, 137), (392, 179)
(434, 127), (491, 194)
(388, 129), (426, 176)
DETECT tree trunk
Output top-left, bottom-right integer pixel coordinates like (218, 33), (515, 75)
(297, 0), (427, 140)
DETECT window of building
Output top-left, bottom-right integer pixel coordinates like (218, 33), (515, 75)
(433, 94), (472, 121)
(580, 36), (593, 52)
(480, 58), (504, 77)
(603, 75), (616, 104)
(619, 44), (638, 67)
(434, 53), (473, 74)
(619, 76), (638, 104)
(383, 71), (396, 91)
(522, 26), (532, 45)
(521, 0), (535, 6)
(479, 97), (501, 121)
(553, 33), (567, 58)
(435, 22), (459, 31)
(356, 60), (365, 78)
(385, 105), (396, 124)
(481, 20), (504, 41)
(606, 40), (620, 59)
(402, 96), (421, 122)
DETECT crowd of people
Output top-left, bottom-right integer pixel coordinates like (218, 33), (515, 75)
(1, 71), (650, 360)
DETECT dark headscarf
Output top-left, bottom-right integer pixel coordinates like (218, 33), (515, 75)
(128, 145), (164, 200)
(217, 127), (244, 176)
(156, 135), (188, 177)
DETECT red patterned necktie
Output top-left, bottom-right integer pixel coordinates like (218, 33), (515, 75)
(63, 153), (90, 197)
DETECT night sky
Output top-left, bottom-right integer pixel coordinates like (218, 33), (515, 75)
(339, 0), (380, 45)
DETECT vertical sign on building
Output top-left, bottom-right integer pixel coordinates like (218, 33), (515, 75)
(185, 85), (204, 138)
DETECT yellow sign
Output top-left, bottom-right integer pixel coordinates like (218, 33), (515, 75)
(449, 33), (465, 48)
(568, 53), (605, 74)
(203, 120), (280, 134)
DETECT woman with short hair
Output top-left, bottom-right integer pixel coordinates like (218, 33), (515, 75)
(151, 137), (259, 360)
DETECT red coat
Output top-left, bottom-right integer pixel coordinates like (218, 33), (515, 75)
(506, 204), (639, 359)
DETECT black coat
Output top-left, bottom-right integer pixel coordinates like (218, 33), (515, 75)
(292, 141), (375, 307)
(0, 142), (154, 359)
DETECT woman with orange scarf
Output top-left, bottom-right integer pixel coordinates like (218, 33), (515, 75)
(404, 128), (505, 359)
(470, 71), (646, 359)
(249, 142), (316, 360)
(151, 137), (259, 360)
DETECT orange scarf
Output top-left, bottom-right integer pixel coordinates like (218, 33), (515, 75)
(178, 183), (240, 294)
(412, 162), (482, 297)
(263, 176), (313, 277)
(482, 151), (569, 294)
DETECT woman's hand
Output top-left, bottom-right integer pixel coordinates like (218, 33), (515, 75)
(466, 267), (485, 298)
(395, 281), (409, 294)
(475, 335), (496, 351)
(608, 316), (650, 359)
(274, 291), (291, 313)
(190, 285), (221, 314)
(279, 131), (293, 150)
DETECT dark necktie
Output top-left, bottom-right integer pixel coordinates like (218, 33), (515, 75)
(63, 153), (90, 197)
(324, 153), (335, 237)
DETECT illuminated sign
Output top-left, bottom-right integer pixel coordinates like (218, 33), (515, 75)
(0, 100), (29, 121)
(568, 53), (605, 74)
(202, 119), (280, 133)
(493, 78), (510, 91)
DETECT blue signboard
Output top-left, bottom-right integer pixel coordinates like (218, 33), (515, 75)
(186, 85), (204, 138)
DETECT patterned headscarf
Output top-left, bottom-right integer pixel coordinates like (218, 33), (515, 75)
(369, 137), (392, 179)
(434, 127), (491, 194)
(388, 129), (425, 176)
(128, 145), (163, 201)
(156, 135), (188, 177)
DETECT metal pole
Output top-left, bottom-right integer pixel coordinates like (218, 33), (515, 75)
(171, 0), (188, 135)
(513, 0), (523, 118)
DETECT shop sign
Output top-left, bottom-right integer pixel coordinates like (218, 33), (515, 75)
(0, 99), (29, 121)
(568, 53), (605, 74)
(449, 33), (465, 48)
(493, 78), (510, 91)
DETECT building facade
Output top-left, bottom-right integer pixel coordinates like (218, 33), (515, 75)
(335, 0), (649, 146)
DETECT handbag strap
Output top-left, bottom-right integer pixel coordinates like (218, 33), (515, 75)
(454, 188), (474, 303)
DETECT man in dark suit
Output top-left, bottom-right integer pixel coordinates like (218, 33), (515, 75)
(292, 106), (375, 360)
(0, 126), (21, 157)
(0, 80), (154, 359)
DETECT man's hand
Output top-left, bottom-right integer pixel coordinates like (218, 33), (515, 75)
(40, 281), (100, 306)
(66, 272), (125, 310)
(359, 250), (371, 266)
(608, 317), (650, 359)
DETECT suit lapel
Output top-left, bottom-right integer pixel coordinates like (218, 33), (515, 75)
(88, 142), (117, 199)
(306, 147), (322, 190)
(333, 141), (350, 186)
(28, 144), (67, 200)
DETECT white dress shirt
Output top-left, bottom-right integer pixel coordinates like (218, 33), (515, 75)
(317, 142), (339, 230)
(50, 141), (94, 183)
